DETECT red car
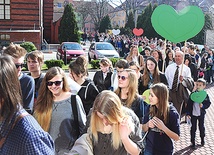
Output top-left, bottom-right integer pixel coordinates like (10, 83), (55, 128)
(57, 42), (85, 61)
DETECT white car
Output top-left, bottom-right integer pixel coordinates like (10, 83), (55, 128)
(88, 42), (119, 61)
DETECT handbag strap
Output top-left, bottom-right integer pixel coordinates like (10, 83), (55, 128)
(0, 112), (29, 149)
(71, 95), (80, 136)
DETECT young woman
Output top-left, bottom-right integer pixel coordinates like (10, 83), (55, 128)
(142, 83), (180, 155)
(93, 58), (113, 92)
(0, 56), (54, 154)
(126, 45), (144, 71)
(140, 57), (168, 95)
(69, 56), (99, 115)
(151, 49), (163, 72)
(85, 90), (143, 154)
(34, 67), (86, 154)
(115, 69), (148, 125)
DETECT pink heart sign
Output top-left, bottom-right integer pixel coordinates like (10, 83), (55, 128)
(133, 28), (144, 36)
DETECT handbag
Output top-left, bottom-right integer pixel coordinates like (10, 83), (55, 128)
(67, 133), (93, 155)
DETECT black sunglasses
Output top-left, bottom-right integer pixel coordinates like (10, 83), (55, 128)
(118, 75), (128, 81)
(46, 81), (62, 86)
(15, 63), (25, 69)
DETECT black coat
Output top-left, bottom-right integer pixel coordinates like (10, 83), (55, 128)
(93, 70), (112, 92)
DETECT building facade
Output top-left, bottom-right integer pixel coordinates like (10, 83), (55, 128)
(0, 0), (53, 50)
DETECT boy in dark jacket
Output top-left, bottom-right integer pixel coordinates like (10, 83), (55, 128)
(186, 78), (211, 149)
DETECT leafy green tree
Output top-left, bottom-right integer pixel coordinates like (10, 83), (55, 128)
(20, 42), (37, 53)
(99, 15), (112, 33)
(137, 3), (161, 39)
(125, 11), (135, 30)
(59, 4), (80, 43)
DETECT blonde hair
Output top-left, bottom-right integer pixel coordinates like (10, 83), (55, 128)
(90, 90), (125, 149)
(3, 43), (27, 58)
(115, 69), (138, 107)
(100, 57), (113, 71)
(34, 67), (70, 131)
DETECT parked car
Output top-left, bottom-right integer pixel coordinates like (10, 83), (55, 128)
(57, 42), (85, 61)
(88, 42), (119, 61)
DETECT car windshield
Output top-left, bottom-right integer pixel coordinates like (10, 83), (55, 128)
(96, 44), (115, 50)
(64, 43), (82, 50)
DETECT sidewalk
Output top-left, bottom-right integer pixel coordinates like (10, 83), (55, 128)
(174, 84), (214, 155)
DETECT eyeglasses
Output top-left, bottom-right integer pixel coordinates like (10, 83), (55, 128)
(46, 81), (62, 86)
(118, 75), (128, 81)
(15, 63), (25, 69)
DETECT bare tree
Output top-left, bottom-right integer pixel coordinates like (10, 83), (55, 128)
(75, 0), (113, 30)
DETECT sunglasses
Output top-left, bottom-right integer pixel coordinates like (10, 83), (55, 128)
(46, 81), (62, 86)
(15, 63), (25, 69)
(118, 75), (128, 81)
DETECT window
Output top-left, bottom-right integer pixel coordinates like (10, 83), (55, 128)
(0, 34), (10, 40)
(0, 0), (10, 19)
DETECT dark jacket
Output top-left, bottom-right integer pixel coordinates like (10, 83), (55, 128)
(186, 91), (211, 116)
(93, 70), (112, 92)
(78, 79), (99, 115)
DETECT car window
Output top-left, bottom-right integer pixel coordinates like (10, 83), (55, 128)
(96, 44), (115, 50)
(64, 43), (82, 50)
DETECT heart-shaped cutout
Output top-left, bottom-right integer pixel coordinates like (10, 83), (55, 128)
(151, 5), (205, 43)
(190, 90), (207, 103)
(142, 89), (150, 104)
(112, 29), (120, 35)
(133, 28), (144, 36)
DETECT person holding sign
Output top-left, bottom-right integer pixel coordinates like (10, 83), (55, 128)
(186, 78), (211, 149)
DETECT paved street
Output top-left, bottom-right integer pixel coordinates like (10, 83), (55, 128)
(174, 84), (214, 155)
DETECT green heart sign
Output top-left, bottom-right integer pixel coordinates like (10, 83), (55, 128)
(151, 5), (205, 43)
(190, 90), (207, 103)
(142, 89), (150, 104)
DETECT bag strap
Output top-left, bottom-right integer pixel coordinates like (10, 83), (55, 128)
(71, 95), (80, 136)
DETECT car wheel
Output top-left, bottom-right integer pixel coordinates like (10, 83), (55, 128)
(88, 53), (91, 62)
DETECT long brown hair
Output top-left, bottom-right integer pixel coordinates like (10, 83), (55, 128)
(0, 56), (22, 123)
(34, 67), (70, 131)
(149, 83), (169, 124)
(142, 57), (160, 86)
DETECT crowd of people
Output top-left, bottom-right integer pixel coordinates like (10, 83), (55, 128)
(0, 35), (212, 155)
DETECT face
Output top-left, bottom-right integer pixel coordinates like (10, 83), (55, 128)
(118, 71), (129, 88)
(151, 51), (159, 59)
(97, 111), (112, 126)
(168, 52), (173, 59)
(116, 67), (124, 74)
(184, 59), (189, 66)
(132, 47), (138, 56)
(47, 75), (63, 96)
(149, 89), (159, 106)
(13, 57), (25, 77)
(145, 50), (150, 56)
(100, 63), (109, 73)
(27, 57), (42, 73)
(147, 60), (156, 72)
(129, 65), (138, 73)
(196, 82), (206, 91)
(174, 52), (183, 65)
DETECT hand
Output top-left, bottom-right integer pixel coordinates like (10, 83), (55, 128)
(199, 103), (203, 108)
(142, 95), (146, 100)
(119, 117), (132, 140)
(179, 75), (183, 82)
(151, 117), (166, 131)
(147, 119), (155, 128)
(187, 115), (191, 119)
